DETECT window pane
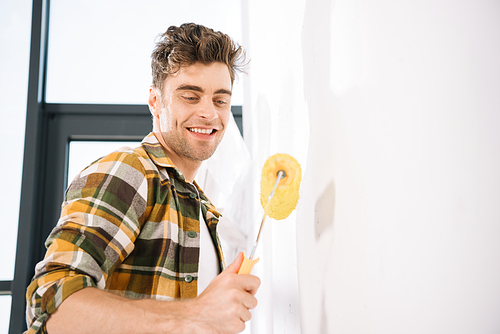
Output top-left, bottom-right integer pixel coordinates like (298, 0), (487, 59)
(68, 141), (142, 185)
(46, 0), (244, 105)
(0, 295), (12, 333)
(0, 0), (31, 280)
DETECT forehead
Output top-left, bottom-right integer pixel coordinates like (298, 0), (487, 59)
(164, 62), (232, 92)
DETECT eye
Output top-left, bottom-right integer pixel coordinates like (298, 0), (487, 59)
(182, 95), (199, 102)
(214, 97), (230, 106)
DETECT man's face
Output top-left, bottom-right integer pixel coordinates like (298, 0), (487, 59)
(156, 62), (232, 164)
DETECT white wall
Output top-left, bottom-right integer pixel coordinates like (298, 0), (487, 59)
(245, 0), (500, 333)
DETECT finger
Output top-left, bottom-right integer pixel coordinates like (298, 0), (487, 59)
(241, 293), (258, 310)
(241, 275), (261, 295)
(222, 252), (244, 274)
(239, 307), (252, 322)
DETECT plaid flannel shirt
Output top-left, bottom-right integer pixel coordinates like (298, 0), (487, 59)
(25, 133), (225, 333)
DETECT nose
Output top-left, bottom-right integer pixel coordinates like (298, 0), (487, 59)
(196, 98), (218, 121)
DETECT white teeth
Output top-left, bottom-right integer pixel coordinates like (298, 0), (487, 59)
(189, 128), (213, 134)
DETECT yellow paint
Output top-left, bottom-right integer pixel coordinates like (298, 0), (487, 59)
(260, 153), (301, 220)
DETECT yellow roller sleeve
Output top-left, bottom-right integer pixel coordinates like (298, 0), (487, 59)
(260, 153), (302, 220)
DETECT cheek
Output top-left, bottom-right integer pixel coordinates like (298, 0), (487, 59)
(159, 104), (181, 130)
(159, 111), (174, 131)
(220, 109), (231, 126)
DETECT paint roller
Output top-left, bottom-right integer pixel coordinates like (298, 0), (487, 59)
(238, 153), (302, 274)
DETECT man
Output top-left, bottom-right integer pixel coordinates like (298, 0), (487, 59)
(25, 23), (260, 334)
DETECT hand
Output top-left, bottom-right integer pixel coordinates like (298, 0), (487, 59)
(186, 252), (261, 333)
(46, 254), (260, 334)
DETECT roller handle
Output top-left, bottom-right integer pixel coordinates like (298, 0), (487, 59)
(237, 253), (259, 274)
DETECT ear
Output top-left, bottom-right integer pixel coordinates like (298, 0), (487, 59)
(148, 86), (160, 116)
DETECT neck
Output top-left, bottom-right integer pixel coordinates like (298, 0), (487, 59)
(153, 131), (202, 183)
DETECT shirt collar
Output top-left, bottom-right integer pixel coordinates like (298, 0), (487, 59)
(141, 132), (176, 168)
(140, 133), (221, 218)
(195, 182), (222, 218)
(141, 132), (189, 181)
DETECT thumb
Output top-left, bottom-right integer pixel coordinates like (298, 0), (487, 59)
(222, 252), (244, 274)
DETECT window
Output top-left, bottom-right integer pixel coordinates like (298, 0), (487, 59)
(10, 1), (245, 332)
(67, 141), (142, 185)
(46, 0), (244, 105)
(0, 0), (32, 331)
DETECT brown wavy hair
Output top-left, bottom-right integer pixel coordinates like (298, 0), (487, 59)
(151, 23), (246, 93)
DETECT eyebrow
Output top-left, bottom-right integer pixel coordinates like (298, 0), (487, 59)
(176, 84), (232, 96)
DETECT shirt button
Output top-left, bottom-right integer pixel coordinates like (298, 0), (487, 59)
(185, 275), (193, 283)
(189, 193), (197, 199)
(188, 230), (196, 238)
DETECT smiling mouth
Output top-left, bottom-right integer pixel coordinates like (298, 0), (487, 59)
(188, 127), (216, 135)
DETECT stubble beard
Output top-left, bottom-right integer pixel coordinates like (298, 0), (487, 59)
(162, 129), (223, 162)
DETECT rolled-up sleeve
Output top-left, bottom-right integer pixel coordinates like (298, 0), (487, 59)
(25, 149), (151, 333)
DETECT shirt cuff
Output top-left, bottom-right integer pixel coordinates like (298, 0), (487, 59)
(26, 272), (97, 333)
